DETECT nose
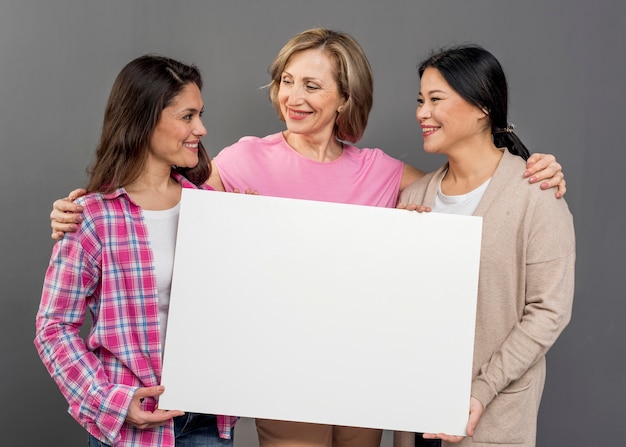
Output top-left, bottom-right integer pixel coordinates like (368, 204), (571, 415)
(287, 82), (306, 105)
(416, 102), (430, 122)
(194, 116), (207, 137)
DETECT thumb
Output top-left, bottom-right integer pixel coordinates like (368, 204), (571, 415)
(466, 397), (484, 437)
(134, 386), (165, 400)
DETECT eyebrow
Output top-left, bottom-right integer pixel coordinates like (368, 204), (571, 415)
(177, 106), (203, 114)
(281, 71), (324, 83)
(421, 89), (447, 95)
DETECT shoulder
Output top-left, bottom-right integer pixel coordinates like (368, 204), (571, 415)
(219, 133), (282, 154)
(342, 144), (404, 173)
(493, 151), (573, 227)
(75, 191), (134, 224)
(343, 144), (399, 162)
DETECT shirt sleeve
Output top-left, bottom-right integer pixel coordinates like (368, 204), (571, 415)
(34, 220), (136, 444)
(471, 193), (575, 408)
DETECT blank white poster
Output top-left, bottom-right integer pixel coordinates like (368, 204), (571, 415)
(160, 189), (482, 436)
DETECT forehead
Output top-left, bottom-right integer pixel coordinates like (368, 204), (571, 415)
(284, 48), (337, 78)
(420, 67), (452, 91)
(166, 83), (203, 109)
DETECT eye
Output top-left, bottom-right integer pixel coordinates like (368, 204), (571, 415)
(182, 114), (192, 121)
(417, 98), (424, 105)
(281, 76), (292, 85)
(431, 97), (441, 103)
(306, 83), (320, 91)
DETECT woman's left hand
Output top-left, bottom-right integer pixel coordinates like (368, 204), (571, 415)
(422, 397), (484, 443)
(525, 153), (566, 198)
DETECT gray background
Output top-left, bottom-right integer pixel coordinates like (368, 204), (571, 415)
(1, 1), (623, 446)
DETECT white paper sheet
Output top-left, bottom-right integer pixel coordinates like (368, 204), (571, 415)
(160, 189), (482, 435)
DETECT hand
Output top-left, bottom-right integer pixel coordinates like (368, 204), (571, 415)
(524, 153), (566, 198)
(125, 386), (184, 430)
(50, 188), (87, 240)
(396, 202), (432, 212)
(232, 188), (258, 195)
(464, 396), (485, 437)
(422, 397), (484, 443)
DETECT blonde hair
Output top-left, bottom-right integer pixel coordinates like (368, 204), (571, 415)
(268, 28), (373, 143)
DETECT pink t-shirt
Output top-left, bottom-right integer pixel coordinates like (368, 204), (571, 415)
(214, 133), (404, 208)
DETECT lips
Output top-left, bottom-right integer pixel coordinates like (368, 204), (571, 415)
(184, 141), (199, 152)
(287, 108), (312, 120)
(421, 126), (439, 137)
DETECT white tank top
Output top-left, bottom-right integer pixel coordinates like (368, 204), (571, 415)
(142, 202), (180, 351)
(433, 172), (491, 216)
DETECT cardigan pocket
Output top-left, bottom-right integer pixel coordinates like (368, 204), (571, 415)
(471, 371), (536, 444)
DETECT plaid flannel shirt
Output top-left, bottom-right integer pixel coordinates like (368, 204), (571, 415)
(35, 172), (236, 446)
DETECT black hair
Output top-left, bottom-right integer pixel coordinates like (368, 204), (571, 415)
(418, 45), (530, 160)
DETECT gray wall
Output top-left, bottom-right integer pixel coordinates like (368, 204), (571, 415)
(1, 1), (623, 446)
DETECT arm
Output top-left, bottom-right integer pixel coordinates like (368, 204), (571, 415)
(401, 153), (566, 198)
(35, 228), (135, 442)
(399, 163), (426, 193)
(37, 214), (183, 442)
(51, 161), (225, 240)
(472, 200), (575, 410)
(206, 159), (226, 191)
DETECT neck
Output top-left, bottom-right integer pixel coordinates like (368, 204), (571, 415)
(282, 130), (343, 162)
(443, 141), (503, 196)
(125, 164), (181, 210)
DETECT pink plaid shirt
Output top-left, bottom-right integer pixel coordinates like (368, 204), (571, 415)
(35, 172), (236, 446)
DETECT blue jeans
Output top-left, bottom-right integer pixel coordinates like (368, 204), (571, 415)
(175, 413), (234, 447)
(88, 413), (234, 447)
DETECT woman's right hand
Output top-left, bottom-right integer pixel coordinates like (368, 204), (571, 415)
(125, 386), (184, 430)
(50, 188), (87, 240)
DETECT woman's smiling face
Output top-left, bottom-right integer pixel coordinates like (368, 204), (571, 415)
(416, 67), (487, 155)
(278, 48), (346, 140)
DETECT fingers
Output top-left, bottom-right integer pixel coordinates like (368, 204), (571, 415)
(524, 153), (566, 198)
(134, 385), (166, 399)
(555, 178), (566, 198)
(396, 203), (432, 212)
(51, 230), (68, 241)
(126, 386), (184, 430)
(50, 194), (85, 240)
(230, 188), (259, 195)
(524, 153), (554, 176)
(52, 199), (84, 217)
(68, 188), (87, 201)
(422, 433), (464, 443)
(466, 397), (485, 437)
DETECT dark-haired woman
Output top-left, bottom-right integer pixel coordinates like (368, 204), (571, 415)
(396, 45), (575, 447)
(34, 55), (236, 447)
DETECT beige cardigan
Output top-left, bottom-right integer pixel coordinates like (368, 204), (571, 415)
(396, 151), (575, 447)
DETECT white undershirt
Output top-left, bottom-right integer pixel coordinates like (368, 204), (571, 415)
(433, 171), (491, 216)
(142, 202), (180, 350)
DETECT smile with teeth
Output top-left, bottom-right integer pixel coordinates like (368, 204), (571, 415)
(184, 142), (199, 150)
(422, 126), (440, 136)
(288, 108), (312, 119)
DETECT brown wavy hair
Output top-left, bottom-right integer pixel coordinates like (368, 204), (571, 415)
(87, 54), (210, 193)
